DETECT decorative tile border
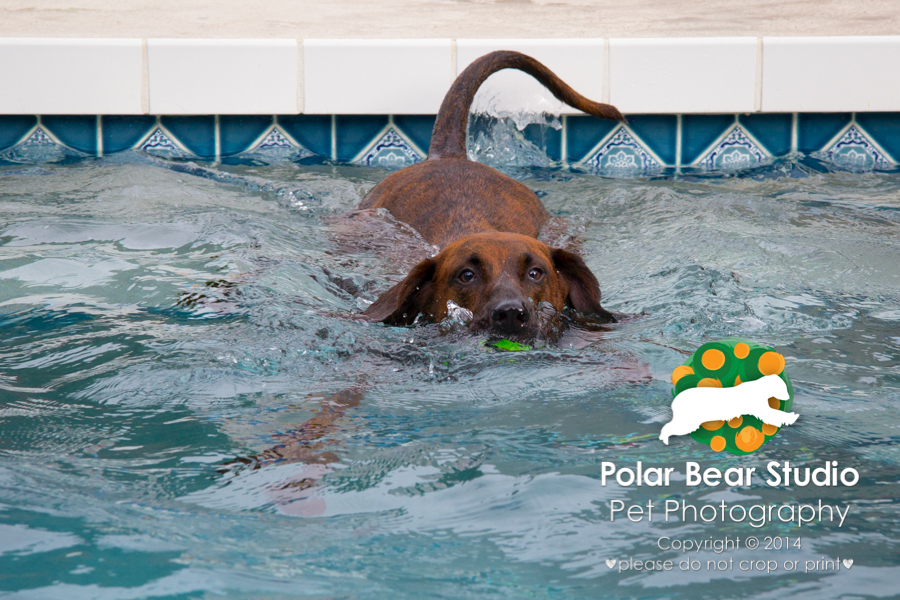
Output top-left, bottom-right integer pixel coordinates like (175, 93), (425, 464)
(353, 126), (425, 168)
(1, 37), (899, 173)
(2, 113), (899, 173)
(581, 126), (662, 173)
(700, 124), (766, 171)
(822, 125), (891, 170)
(138, 126), (188, 158)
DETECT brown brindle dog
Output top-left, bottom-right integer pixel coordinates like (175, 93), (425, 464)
(361, 51), (625, 340)
(224, 62), (624, 474)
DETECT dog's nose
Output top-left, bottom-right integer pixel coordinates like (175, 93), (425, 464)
(491, 300), (529, 334)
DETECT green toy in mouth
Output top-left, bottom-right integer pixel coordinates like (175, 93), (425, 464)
(486, 339), (531, 352)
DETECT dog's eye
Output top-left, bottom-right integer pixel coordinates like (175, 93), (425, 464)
(528, 267), (544, 281)
(458, 269), (476, 283)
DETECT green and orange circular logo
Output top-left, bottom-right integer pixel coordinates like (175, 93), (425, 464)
(670, 339), (794, 455)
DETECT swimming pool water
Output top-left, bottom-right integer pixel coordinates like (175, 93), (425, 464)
(1, 151), (899, 599)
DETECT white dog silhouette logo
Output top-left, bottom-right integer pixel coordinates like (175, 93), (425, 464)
(661, 375), (798, 444)
(665, 340), (797, 454)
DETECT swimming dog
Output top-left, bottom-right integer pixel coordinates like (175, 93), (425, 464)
(659, 375), (798, 445)
(359, 51), (625, 340)
(223, 53), (631, 476)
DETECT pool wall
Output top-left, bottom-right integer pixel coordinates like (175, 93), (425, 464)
(1, 38), (899, 170)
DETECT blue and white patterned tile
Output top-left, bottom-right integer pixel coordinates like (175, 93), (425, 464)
(138, 127), (190, 158)
(0, 116), (39, 152)
(0, 126), (82, 163)
(701, 125), (767, 171)
(854, 113), (900, 164)
(242, 126), (314, 162)
(581, 126), (660, 174)
(353, 127), (424, 169)
(256, 127), (293, 151)
(823, 124), (892, 170)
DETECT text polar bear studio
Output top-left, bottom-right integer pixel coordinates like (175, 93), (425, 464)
(660, 375), (798, 445)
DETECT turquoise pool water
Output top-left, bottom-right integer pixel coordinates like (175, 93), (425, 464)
(1, 152), (899, 599)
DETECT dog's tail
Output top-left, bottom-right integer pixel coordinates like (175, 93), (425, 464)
(428, 50), (625, 159)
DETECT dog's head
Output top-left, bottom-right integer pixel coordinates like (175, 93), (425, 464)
(362, 232), (615, 339)
(763, 374), (791, 401)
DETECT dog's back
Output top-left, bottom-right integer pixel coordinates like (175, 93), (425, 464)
(358, 51), (625, 248)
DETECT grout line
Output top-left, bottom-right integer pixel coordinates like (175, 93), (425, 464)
(96, 115), (103, 158)
(561, 115), (567, 167)
(755, 37), (763, 112)
(675, 114), (682, 172)
(331, 114), (337, 161)
(141, 39), (150, 114)
(791, 112), (798, 153)
(297, 39), (304, 114)
(451, 39), (457, 78)
(214, 115), (221, 162)
(603, 38), (611, 105)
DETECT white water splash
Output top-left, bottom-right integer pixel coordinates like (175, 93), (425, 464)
(469, 70), (566, 131)
(446, 300), (473, 324)
(467, 114), (559, 168)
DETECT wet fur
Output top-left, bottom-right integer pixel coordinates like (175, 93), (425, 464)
(360, 51), (625, 337)
(222, 53), (631, 478)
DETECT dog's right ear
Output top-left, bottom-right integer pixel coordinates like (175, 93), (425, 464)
(362, 258), (436, 325)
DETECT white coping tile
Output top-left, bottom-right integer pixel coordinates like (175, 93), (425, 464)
(762, 36), (900, 112)
(0, 39), (142, 115)
(456, 39), (604, 116)
(147, 39), (298, 115)
(303, 39), (452, 115)
(609, 38), (757, 114)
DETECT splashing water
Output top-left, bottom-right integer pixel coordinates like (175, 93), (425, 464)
(467, 113), (561, 168)
(468, 68), (566, 131)
(466, 71), (565, 168)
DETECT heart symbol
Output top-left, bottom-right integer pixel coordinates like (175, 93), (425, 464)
(843, 559), (853, 569)
(606, 558), (616, 569)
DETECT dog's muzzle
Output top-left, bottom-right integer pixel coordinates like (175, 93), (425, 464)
(490, 299), (531, 335)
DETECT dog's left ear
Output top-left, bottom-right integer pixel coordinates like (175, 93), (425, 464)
(551, 248), (617, 323)
(362, 258), (436, 325)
